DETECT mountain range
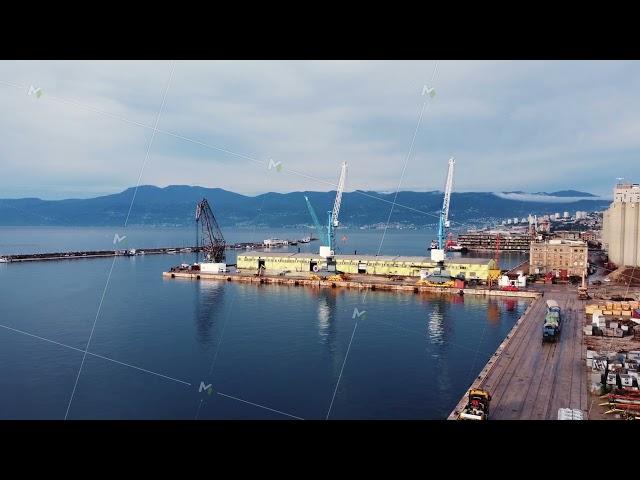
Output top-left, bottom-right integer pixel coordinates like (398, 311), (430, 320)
(0, 186), (610, 228)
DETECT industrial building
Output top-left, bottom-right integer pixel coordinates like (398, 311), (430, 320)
(529, 239), (588, 277)
(603, 182), (640, 268)
(553, 230), (582, 241)
(236, 252), (499, 281)
(458, 232), (532, 252)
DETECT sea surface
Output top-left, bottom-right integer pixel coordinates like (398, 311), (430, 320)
(0, 226), (529, 419)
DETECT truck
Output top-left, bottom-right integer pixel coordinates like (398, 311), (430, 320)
(542, 300), (562, 343)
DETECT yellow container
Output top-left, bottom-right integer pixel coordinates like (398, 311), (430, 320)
(622, 311), (632, 317)
(603, 310), (613, 315)
(613, 309), (622, 316)
(622, 303), (630, 311)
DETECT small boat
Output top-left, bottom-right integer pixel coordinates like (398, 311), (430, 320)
(0, 257), (9, 263)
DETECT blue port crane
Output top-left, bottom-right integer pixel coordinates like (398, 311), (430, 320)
(304, 162), (348, 256)
(304, 195), (329, 246)
(431, 158), (455, 263)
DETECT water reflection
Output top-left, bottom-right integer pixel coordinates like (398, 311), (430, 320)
(427, 302), (445, 346)
(194, 281), (224, 348)
(487, 300), (500, 325)
(426, 297), (456, 346)
(316, 290), (338, 353)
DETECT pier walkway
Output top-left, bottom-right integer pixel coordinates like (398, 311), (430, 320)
(449, 286), (588, 419)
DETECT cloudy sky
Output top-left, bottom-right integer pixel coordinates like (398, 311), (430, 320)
(0, 60), (638, 199)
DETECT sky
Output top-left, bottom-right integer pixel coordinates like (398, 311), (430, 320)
(0, 60), (638, 200)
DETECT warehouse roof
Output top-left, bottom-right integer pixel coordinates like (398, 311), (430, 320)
(238, 251), (494, 266)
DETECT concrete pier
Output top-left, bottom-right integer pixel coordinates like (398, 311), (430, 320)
(448, 287), (588, 420)
(162, 270), (541, 298)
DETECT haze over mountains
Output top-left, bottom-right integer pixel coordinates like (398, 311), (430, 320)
(0, 185), (610, 228)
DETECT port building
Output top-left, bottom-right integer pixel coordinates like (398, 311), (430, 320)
(603, 182), (640, 268)
(236, 252), (498, 281)
(529, 239), (588, 278)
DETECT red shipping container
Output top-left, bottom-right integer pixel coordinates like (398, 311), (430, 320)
(454, 278), (465, 289)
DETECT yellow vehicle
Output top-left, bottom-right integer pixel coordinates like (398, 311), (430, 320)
(327, 274), (346, 282)
(417, 279), (455, 288)
(458, 389), (492, 420)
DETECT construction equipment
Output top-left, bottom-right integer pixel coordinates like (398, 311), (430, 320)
(458, 389), (492, 420)
(542, 300), (562, 343)
(304, 196), (329, 246)
(578, 272), (590, 299)
(421, 159), (457, 286)
(431, 158), (455, 263)
(304, 162), (348, 258)
(195, 198), (226, 263)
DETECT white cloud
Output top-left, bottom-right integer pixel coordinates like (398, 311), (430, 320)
(0, 60), (638, 199)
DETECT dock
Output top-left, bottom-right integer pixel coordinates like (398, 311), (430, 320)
(448, 287), (588, 419)
(162, 270), (541, 298)
(0, 247), (203, 263)
(0, 239), (313, 263)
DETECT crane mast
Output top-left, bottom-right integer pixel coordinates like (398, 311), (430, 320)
(328, 162), (348, 252)
(195, 198), (226, 263)
(431, 157), (455, 263)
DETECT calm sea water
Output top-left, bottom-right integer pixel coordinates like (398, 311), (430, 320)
(0, 227), (529, 419)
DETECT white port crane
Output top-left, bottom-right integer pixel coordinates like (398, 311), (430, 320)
(306, 161), (348, 258)
(331, 161), (348, 229)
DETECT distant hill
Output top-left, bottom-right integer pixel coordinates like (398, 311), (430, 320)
(545, 190), (597, 198)
(0, 185), (611, 228)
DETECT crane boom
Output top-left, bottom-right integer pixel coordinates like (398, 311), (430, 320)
(305, 196), (328, 246)
(331, 162), (348, 228)
(328, 162), (348, 252)
(437, 158), (455, 250)
(195, 198), (226, 263)
(442, 157), (455, 229)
